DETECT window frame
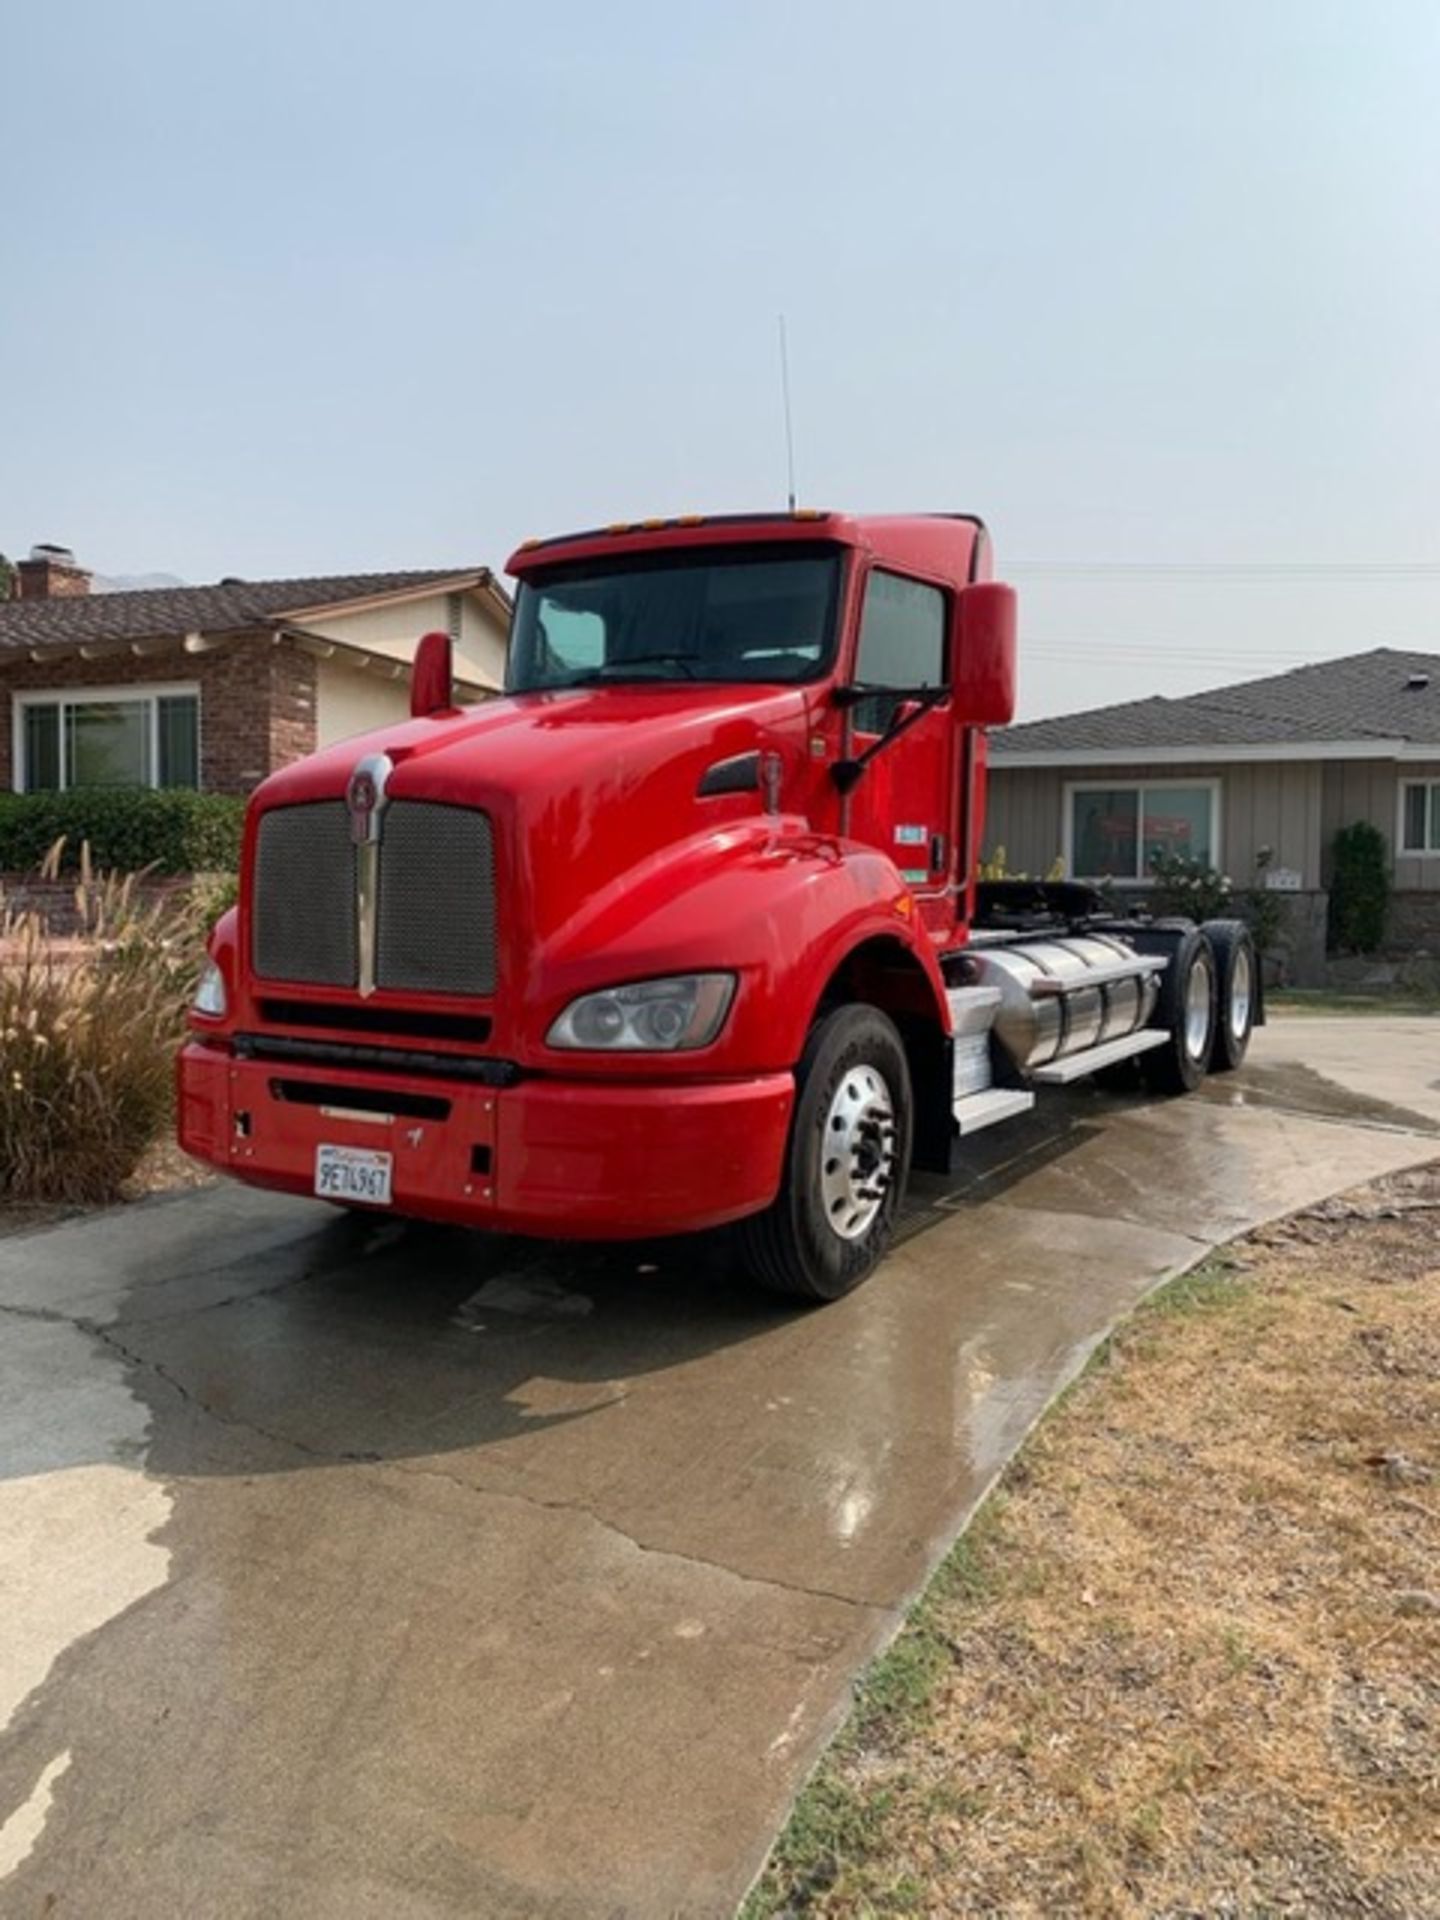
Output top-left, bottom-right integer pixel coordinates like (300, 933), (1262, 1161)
(1063, 776), (1223, 884)
(1398, 777), (1440, 857)
(13, 683), (202, 793)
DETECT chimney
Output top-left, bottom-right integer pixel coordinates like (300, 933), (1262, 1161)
(18, 542), (92, 600)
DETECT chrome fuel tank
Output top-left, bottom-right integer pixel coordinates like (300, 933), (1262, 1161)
(955, 934), (1162, 1072)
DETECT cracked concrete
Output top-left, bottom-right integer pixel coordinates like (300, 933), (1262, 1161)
(0, 1017), (1437, 1917)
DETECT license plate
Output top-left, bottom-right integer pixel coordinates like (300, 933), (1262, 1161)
(314, 1144), (393, 1207)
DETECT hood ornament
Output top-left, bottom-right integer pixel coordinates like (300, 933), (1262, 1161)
(347, 752), (392, 845)
(347, 753), (392, 995)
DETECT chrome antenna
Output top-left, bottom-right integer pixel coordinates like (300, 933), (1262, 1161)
(778, 313), (797, 512)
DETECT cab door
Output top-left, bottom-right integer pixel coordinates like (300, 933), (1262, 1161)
(843, 568), (958, 943)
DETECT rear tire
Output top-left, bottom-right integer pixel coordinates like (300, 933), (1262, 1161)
(1140, 926), (1217, 1096)
(739, 1004), (913, 1303)
(1202, 919), (1257, 1072)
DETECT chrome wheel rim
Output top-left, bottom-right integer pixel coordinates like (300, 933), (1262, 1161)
(1185, 951), (1215, 1060)
(1229, 946), (1253, 1043)
(820, 1065), (897, 1240)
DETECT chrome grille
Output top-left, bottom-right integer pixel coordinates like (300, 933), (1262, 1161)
(376, 802), (496, 995)
(253, 803), (357, 986)
(251, 798), (496, 996)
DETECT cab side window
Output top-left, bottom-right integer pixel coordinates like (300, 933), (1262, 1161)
(853, 570), (946, 733)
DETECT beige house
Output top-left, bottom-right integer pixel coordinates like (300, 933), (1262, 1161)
(0, 544), (511, 795)
(987, 648), (1440, 984)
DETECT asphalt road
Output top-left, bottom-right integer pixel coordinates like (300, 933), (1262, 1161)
(2, 1018), (1438, 1918)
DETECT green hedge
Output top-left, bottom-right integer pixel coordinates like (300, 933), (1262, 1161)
(1328, 821), (1390, 955)
(0, 789), (245, 875)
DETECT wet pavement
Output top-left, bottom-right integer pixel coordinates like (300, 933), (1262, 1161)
(1, 1017), (1437, 1918)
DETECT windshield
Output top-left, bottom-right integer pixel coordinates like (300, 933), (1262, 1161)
(506, 543), (843, 691)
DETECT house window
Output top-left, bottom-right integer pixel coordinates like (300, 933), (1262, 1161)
(16, 688), (200, 792)
(1401, 780), (1440, 854)
(1068, 781), (1219, 881)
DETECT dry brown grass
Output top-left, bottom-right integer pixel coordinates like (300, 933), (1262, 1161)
(0, 845), (217, 1206)
(749, 1166), (1440, 1919)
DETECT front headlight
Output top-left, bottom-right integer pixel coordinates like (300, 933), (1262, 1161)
(192, 958), (228, 1019)
(547, 973), (735, 1051)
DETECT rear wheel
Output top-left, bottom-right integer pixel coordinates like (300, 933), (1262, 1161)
(1203, 919), (1257, 1072)
(1140, 927), (1217, 1096)
(739, 1004), (913, 1302)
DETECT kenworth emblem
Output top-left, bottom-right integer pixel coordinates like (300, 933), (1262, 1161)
(348, 752), (392, 994)
(347, 752), (392, 845)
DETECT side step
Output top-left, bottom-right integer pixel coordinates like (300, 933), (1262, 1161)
(1029, 1027), (1169, 1085)
(952, 1087), (1036, 1135)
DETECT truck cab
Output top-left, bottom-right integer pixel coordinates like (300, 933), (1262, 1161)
(180, 511), (1257, 1300)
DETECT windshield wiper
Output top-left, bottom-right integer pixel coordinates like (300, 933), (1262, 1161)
(562, 652), (700, 685)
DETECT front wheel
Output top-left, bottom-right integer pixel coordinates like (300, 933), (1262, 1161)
(739, 1004), (913, 1303)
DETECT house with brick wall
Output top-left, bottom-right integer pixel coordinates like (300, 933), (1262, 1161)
(986, 647), (1440, 984)
(0, 544), (511, 795)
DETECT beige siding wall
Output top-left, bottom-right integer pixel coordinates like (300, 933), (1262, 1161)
(1323, 757), (1440, 893)
(315, 659), (411, 749)
(461, 596), (509, 690)
(986, 760), (1324, 887)
(307, 589), (508, 691)
(984, 766), (1068, 876)
(1223, 760), (1325, 887)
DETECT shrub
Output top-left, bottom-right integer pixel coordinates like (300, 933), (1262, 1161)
(1328, 822), (1389, 954)
(191, 869), (239, 927)
(1236, 883), (1286, 957)
(1147, 851), (1233, 923)
(0, 789), (244, 876)
(0, 849), (211, 1204)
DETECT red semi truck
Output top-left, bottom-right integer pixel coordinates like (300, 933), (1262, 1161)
(178, 512), (1258, 1301)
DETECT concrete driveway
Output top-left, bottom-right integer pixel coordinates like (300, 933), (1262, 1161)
(1, 1017), (1437, 1918)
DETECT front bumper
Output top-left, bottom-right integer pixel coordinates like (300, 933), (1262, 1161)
(177, 1043), (794, 1239)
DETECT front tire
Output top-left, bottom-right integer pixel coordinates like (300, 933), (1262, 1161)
(739, 1004), (913, 1302)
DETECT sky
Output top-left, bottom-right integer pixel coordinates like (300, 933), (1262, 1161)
(4, 0), (1440, 719)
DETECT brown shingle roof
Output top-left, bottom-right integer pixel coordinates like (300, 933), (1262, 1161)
(0, 568), (501, 653)
(993, 648), (1440, 757)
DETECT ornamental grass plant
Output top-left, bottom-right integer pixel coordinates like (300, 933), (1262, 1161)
(0, 842), (211, 1205)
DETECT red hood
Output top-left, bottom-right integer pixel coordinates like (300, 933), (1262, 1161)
(251, 683), (816, 943)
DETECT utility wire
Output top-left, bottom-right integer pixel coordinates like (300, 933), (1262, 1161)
(1023, 647), (1411, 663)
(1012, 561), (1440, 578)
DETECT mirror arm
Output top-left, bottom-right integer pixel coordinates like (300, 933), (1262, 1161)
(829, 685), (950, 795)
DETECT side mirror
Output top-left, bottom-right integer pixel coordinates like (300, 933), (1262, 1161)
(411, 630), (455, 718)
(953, 582), (1016, 727)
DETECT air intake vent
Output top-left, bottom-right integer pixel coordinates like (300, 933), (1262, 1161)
(252, 799), (496, 996)
(253, 803), (358, 985)
(376, 802), (496, 995)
